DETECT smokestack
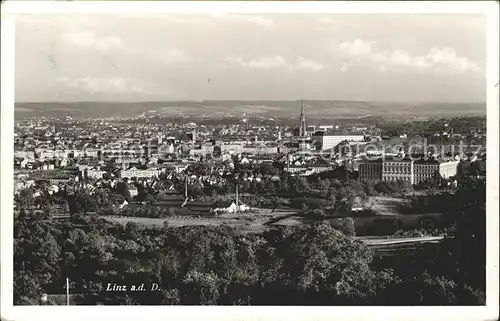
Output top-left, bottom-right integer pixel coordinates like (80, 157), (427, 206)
(236, 184), (239, 209)
(182, 175), (189, 207)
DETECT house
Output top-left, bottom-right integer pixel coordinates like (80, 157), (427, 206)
(83, 167), (107, 180)
(20, 159), (29, 169)
(59, 158), (69, 168)
(185, 201), (214, 215)
(119, 200), (128, 209)
(129, 187), (138, 197)
(212, 200), (250, 214)
(238, 203), (250, 212)
(212, 201), (238, 214)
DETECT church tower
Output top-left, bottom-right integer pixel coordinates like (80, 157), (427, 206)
(297, 100), (309, 151)
(299, 100), (307, 137)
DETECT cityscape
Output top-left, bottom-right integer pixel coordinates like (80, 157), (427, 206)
(9, 11), (491, 308)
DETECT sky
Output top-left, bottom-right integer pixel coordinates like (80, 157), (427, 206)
(15, 13), (486, 102)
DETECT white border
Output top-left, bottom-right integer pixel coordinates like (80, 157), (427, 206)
(1, 1), (498, 14)
(1, 2), (499, 321)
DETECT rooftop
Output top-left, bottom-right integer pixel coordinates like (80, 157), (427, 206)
(312, 131), (365, 137)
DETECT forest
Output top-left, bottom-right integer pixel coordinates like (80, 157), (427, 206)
(14, 178), (486, 305)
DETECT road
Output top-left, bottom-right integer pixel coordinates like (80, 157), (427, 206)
(357, 235), (445, 246)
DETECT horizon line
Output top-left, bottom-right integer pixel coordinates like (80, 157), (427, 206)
(14, 99), (487, 104)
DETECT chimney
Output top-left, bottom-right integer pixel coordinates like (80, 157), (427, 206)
(236, 184), (239, 207)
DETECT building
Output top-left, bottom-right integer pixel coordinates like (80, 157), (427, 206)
(382, 159), (414, 184)
(311, 131), (365, 151)
(242, 145), (279, 155)
(318, 125), (334, 131)
(357, 158), (460, 185)
(358, 160), (383, 181)
(298, 100), (307, 138)
(212, 200), (250, 214)
(413, 160), (440, 184)
(439, 160), (459, 179)
(186, 201), (214, 215)
(84, 167), (107, 180)
(129, 187), (138, 198)
(14, 150), (35, 160)
(413, 159), (459, 184)
(120, 166), (160, 179)
(220, 144), (243, 154)
(212, 201), (238, 214)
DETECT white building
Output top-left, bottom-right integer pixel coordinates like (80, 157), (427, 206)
(129, 187), (138, 197)
(87, 168), (107, 179)
(14, 150), (35, 160)
(213, 201), (249, 214)
(439, 160), (460, 178)
(311, 131), (365, 151)
(120, 166), (160, 179)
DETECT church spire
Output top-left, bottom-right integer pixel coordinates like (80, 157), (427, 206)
(299, 100), (307, 137)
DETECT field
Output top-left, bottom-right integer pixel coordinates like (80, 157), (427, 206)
(101, 208), (298, 235)
(102, 194), (444, 237)
(368, 196), (407, 216)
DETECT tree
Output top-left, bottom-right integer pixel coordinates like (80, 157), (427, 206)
(378, 273), (459, 305)
(116, 181), (132, 202)
(295, 177), (311, 194)
(262, 222), (375, 302)
(188, 183), (205, 199)
(136, 187), (155, 203)
(14, 218), (62, 304)
(15, 188), (35, 210)
(181, 271), (225, 305)
(329, 217), (356, 236)
(74, 192), (98, 214)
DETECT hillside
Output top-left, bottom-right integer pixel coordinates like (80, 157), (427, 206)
(14, 100), (486, 119)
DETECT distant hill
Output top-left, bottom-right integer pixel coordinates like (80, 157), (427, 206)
(14, 100), (486, 119)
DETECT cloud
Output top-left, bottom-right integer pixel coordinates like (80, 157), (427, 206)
(55, 76), (186, 99)
(56, 76), (147, 94)
(339, 39), (374, 56)
(227, 56), (326, 72)
(147, 48), (190, 64)
(61, 31), (124, 52)
(295, 57), (327, 72)
(61, 30), (189, 64)
(227, 56), (286, 69)
(338, 39), (481, 74)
